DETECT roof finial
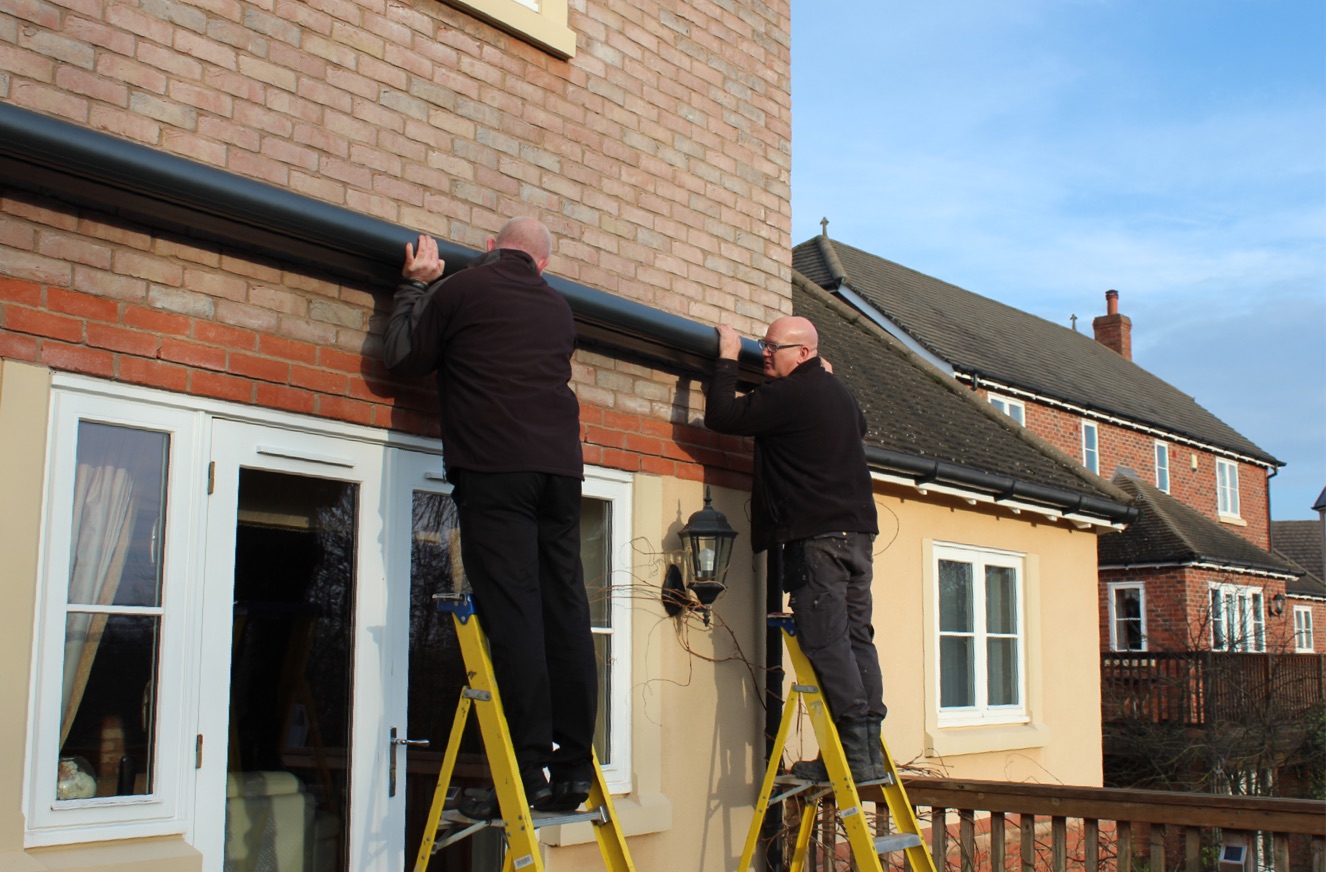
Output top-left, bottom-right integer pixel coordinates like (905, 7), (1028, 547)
(1070, 314), (1078, 332)
(820, 217), (829, 237)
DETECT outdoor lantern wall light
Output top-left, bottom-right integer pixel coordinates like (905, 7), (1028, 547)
(1270, 592), (1286, 617)
(662, 486), (738, 626)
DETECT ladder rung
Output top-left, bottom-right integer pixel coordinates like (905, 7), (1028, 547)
(442, 805), (611, 830)
(874, 832), (923, 854)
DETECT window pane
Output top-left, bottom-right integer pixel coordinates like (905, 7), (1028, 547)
(69, 422), (168, 608)
(58, 614), (159, 799)
(986, 638), (1019, 706)
(593, 633), (611, 764)
(939, 560), (973, 632)
(581, 497), (611, 628)
(1114, 588), (1143, 650)
(1211, 589), (1226, 650)
(985, 566), (1017, 634)
(939, 636), (974, 708)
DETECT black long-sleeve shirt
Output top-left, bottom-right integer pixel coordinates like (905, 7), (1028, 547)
(383, 248), (582, 478)
(705, 356), (877, 552)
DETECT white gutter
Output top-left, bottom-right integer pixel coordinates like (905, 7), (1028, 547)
(1098, 560), (1298, 581)
(870, 470), (1126, 531)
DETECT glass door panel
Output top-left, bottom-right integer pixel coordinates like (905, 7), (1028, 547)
(227, 467), (357, 872)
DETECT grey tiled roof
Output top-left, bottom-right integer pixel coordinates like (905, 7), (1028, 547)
(1098, 474), (1294, 575)
(793, 236), (1279, 466)
(1271, 520), (1326, 598)
(792, 273), (1128, 509)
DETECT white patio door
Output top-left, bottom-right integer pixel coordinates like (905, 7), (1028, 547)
(195, 419), (407, 872)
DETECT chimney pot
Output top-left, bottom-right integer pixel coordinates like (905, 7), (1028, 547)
(1106, 289), (1119, 315)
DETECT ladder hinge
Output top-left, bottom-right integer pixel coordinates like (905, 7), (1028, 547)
(207, 461), (215, 494)
(195, 734), (204, 768)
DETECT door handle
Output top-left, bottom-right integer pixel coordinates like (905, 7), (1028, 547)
(389, 728), (430, 797)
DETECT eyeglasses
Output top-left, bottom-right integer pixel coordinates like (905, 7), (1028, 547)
(758, 340), (805, 354)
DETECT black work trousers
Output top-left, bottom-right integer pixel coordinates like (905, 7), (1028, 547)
(784, 532), (886, 723)
(451, 469), (598, 783)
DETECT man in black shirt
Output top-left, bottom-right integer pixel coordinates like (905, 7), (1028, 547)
(384, 217), (596, 812)
(704, 316), (886, 783)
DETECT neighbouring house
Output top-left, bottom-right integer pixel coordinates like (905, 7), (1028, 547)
(790, 230), (1321, 794)
(0, 3), (1145, 872)
(1270, 488), (1326, 656)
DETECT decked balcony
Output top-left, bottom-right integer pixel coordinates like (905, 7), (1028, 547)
(1101, 652), (1326, 726)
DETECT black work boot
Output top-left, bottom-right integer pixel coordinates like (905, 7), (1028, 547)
(790, 719), (884, 784)
(866, 718), (887, 782)
(839, 718), (886, 783)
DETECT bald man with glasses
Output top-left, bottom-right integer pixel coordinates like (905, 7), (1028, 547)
(704, 316), (887, 784)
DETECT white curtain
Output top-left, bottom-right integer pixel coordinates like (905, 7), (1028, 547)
(60, 462), (135, 745)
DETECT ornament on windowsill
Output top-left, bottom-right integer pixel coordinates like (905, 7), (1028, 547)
(57, 756), (97, 800)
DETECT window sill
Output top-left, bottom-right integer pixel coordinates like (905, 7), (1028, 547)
(541, 790), (671, 846)
(1218, 514), (1246, 527)
(11, 836), (200, 869)
(926, 721), (1049, 757)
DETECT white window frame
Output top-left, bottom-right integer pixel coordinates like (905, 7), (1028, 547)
(1217, 459), (1241, 518)
(1107, 581), (1148, 652)
(1209, 582), (1265, 652)
(24, 390), (204, 845)
(933, 543), (1027, 727)
(1293, 606), (1314, 653)
(988, 394), (1025, 426)
(1154, 442), (1170, 493)
(1081, 422), (1099, 474)
(581, 468), (634, 793)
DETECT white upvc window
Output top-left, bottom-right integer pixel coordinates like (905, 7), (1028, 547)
(580, 469), (634, 791)
(1108, 581), (1147, 651)
(25, 390), (203, 844)
(1217, 459), (1240, 518)
(1210, 583), (1265, 652)
(1154, 442), (1170, 493)
(988, 394), (1025, 426)
(934, 543), (1027, 726)
(1082, 422), (1099, 474)
(1293, 606), (1314, 653)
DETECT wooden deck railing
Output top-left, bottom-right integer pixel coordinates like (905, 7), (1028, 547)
(789, 777), (1326, 871)
(1101, 652), (1326, 726)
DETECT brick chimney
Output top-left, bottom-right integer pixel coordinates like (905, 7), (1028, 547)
(1092, 289), (1132, 360)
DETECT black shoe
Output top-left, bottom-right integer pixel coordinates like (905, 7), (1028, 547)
(536, 779), (592, 812)
(456, 781), (554, 819)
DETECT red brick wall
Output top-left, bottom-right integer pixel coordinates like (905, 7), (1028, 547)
(0, 0), (790, 481)
(2, 0), (793, 333)
(1098, 566), (1295, 653)
(981, 391), (1272, 549)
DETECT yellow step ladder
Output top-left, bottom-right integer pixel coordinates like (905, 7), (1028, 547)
(739, 613), (938, 872)
(413, 592), (635, 872)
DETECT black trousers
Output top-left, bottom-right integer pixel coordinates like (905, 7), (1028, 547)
(785, 532), (886, 723)
(451, 469), (598, 782)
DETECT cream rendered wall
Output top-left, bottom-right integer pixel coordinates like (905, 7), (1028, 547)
(870, 485), (1105, 787)
(0, 361), (48, 864)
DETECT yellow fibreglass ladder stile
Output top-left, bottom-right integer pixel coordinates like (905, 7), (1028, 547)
(412, 591), (634, 872)
(738, 614), (938, 872)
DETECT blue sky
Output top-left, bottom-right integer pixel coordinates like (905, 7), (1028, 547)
(791, 0), (1326, 520)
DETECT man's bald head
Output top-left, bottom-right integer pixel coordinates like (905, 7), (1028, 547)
(762, 316), (820, 378)
(490, 216), (553, 272)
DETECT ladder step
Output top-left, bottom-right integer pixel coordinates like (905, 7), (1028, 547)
(875, 832), (923, 854)
(443, 804), (612, 830)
